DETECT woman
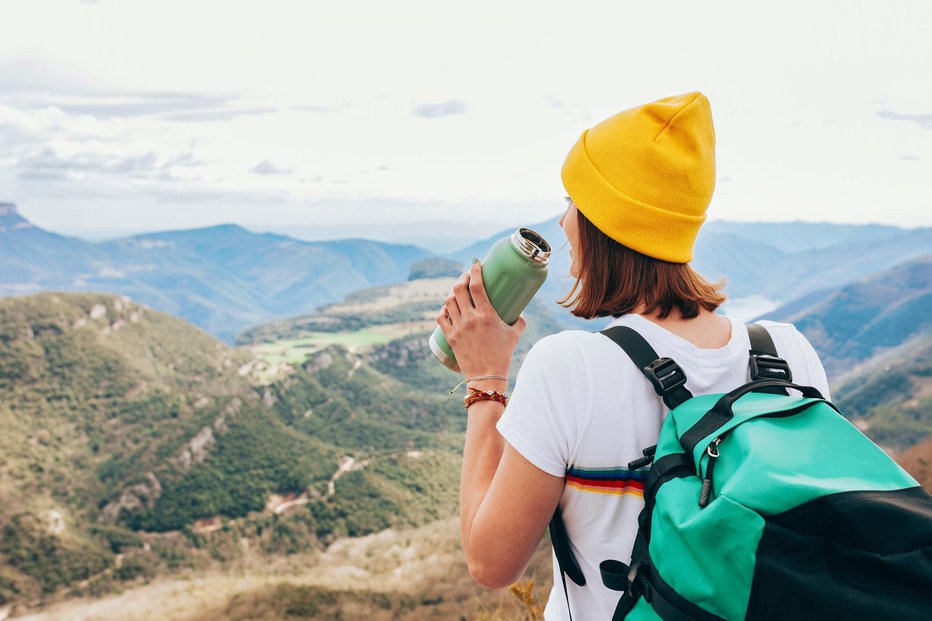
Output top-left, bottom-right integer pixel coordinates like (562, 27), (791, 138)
(435, 91), (830, 620)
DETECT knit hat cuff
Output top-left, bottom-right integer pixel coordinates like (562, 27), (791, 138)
(561, 130), (706, 263)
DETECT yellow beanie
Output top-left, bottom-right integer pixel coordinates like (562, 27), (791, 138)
(561, 91), (716, 263)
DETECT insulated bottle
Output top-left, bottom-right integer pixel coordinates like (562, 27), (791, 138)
(429, 227), (551, 373)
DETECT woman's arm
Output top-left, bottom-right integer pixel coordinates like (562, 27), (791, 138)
(460, 396), (564, 588)
(437, 261), (565, 589)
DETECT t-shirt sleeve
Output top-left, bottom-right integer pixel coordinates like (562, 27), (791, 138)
(496, 333), (585, 478)
(791, 326), (832, 401)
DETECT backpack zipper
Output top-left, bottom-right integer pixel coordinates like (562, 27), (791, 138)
(698, 437), (722, 508)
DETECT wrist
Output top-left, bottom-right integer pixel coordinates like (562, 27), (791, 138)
(466, 377), (509, 392)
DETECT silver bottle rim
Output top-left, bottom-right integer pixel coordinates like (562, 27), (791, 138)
(510, 227), (551, 265)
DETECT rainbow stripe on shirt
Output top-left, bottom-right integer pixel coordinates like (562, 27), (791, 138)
(566, 465), (649, 497)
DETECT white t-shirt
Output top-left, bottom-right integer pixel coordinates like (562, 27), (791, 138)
(496, 313), (831, 621)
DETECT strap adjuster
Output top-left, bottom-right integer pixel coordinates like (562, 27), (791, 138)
(642, 358), (687, 396)
(750, 354), (793, 382)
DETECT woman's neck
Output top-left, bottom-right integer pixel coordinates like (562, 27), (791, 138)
(631, 306), (732, 349)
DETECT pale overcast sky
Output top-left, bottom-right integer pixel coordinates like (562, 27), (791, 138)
(1, 0), (930, 245)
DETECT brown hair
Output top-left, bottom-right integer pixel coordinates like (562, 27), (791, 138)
(557, 207), (727, 320)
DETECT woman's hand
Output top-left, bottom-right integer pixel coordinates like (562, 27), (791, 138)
(435, 259), (527, 379)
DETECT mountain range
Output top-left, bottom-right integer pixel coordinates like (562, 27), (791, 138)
(4, 201), (931, 344)
(761, 256), (931, 451)
(0, 203), (430, 343)
(446, 216), (932, 313)
(763, 255), (931, 375)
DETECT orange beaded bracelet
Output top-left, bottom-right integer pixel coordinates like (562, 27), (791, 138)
(464, 388), (508, 409)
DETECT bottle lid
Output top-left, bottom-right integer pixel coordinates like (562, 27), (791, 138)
(510, 227), (551, 265)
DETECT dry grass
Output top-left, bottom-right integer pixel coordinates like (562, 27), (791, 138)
(17, 518), (554, 621)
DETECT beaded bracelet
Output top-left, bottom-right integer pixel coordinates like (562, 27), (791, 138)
(464, 388), (508, 409)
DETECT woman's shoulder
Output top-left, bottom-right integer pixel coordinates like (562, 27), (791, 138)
(524, 329), (609, 361)
(520, 329), (634, 384)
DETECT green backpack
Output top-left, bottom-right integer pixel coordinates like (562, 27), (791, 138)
(550, 322), (932, 621)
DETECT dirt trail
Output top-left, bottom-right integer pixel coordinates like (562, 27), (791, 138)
(327, 456), (367, 497)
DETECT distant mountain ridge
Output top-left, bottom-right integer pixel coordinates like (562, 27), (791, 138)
(0, 203), (433, 342)
(701, 220), (908, 254)
(447, 215), (932, 306)
(762, 255), (932, 374)
(4, 200), (930, 340)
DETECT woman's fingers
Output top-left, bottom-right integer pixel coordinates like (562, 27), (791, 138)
(446, 291), (463, 322)
(451, 271), (473, 315)
(436, 304), (453, 326)
(468, 261), (494, 313)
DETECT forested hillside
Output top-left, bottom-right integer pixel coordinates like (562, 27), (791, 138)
(0, 293), (464, 607)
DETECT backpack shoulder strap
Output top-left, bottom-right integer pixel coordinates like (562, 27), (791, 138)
(600, 325), (694, 411)
(549, 505), (584, 619)
(747, 323), (793, 382)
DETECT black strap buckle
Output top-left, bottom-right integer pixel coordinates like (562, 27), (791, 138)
(750, 354), (793, 382)
(642, 358), (687, 396)
(627, 445), (656, 471)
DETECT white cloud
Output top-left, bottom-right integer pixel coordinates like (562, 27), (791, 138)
(877, 109), (932, 130)
(412, 100), (467, 119)
(250, 160), (294, 175)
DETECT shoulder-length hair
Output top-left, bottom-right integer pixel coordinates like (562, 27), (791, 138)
(557, 206), (727, 320)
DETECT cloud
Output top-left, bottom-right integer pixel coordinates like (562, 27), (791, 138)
(18, 148), (154, 180)
(17, 146), (204, 181)
(164, 106), (279, 122)
(251, 160), (294, 175)
(0, 61), (349, 124)
(412, 99), (467, 119)
(876, 108), (932, 129)
(0, 62), (256, 122)
(0, 67), (233, 120)
(56, 93), (232, 119)
(165, 148), (208, 167)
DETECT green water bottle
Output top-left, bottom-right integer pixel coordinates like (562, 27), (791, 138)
(429, 227), (551, 373)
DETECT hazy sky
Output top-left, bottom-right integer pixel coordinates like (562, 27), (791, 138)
(1, 0), (930, 245)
